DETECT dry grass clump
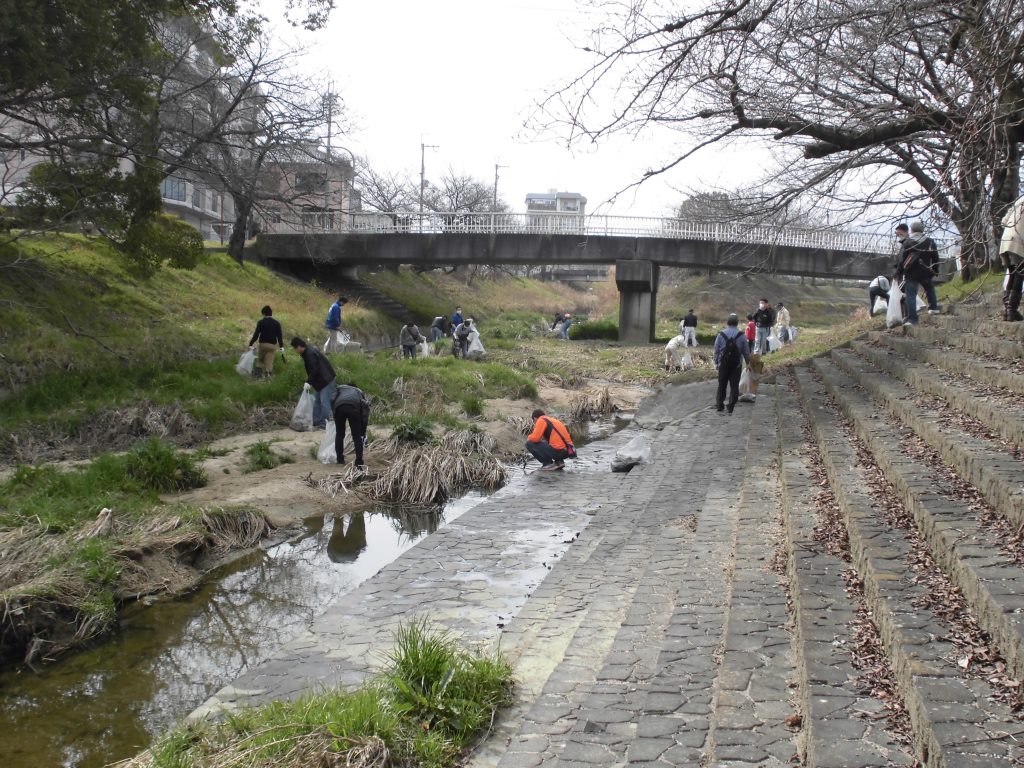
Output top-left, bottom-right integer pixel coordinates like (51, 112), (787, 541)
(365, 431), (507, 505)
(567, 387), (616, 420)
(76, 400), (202, 448)
(505, 414), (532, 436)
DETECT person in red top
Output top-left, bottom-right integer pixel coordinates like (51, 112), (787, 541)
(744, 314), (756, 344)
(525, 408), (575, 471)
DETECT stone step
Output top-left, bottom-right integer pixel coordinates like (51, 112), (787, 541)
(797, 361), (1024, 766)
(850, 338), (1024, 452)
(906, 324), (1024, 362)
(698, 388), (797, 767)
(830, 347), (1024, 530)
(812, 351), (1024, 686)
(868, 331), (1024, 398)
(776, 375), (917, 767)
(929, 312), (1024, 343)
(947, 293), (1004, 321)
(485, 408), (757, 768)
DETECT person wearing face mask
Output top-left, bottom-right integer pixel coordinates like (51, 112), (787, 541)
(752, 299), (775, 355)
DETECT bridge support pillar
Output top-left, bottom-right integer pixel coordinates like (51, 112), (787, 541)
(616, 260), (659, 343)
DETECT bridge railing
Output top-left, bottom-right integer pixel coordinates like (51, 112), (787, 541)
(260, 210), (901, 255)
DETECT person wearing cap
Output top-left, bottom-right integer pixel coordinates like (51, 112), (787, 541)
(895, 220), (940, 325)
(680, 309), (698, 347)
(713, 314), (751, 413)
(774, 302), (791, 344)
(324, 296), (349, 353)
(558, 312), (573, 341)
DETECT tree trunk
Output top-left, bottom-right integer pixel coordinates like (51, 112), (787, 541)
(228, 199), (251, 264)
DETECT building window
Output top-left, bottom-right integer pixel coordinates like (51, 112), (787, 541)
(192, 187), (205, 209)
(161, 177), (187, 202)
(295, 171), (325, 194)
(210, 194), (219, 213)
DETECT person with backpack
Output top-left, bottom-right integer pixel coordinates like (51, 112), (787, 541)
(331, 382), (369, 468)
(895, 220), (941, 326)
(713, 313), (751, 414)
(399, 321), (425, 358)
(525, 408), (576, 471)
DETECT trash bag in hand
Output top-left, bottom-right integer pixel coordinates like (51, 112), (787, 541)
(290, 389), (315, 431)
(235, 349), (255, 376)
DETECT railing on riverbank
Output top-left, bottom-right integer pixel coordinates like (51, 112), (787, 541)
(260, 210), (904, 255)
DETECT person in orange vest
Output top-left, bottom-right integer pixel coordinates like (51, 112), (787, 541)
(525, 408), (576, 471)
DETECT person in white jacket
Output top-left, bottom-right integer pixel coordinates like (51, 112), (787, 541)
(868, 275), (891, 316)
(1000, 195), (1024, 322)
(774, 302), (792, 344)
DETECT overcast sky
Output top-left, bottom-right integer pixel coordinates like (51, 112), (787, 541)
(262, 0), (750, 216)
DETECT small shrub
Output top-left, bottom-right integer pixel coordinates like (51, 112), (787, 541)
(124, 438), (207, 492)
(461, 395), (484, 417)
(243, 441), (294, 473)
(390, 415), (434, 444)
(570, 317), (617, 340)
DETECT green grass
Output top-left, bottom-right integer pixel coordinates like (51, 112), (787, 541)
(0, 438), (206, 531)
(147, 620), (513, 768)
(242, 441), (295, 474)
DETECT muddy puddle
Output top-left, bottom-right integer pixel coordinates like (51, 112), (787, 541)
(0, 415), (629, 768)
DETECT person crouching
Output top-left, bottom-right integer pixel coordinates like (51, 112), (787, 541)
(525, 408), (575, 471)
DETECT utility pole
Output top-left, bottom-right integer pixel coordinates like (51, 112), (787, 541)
(420, 140), (439, 230)
(493, 161), (507, 210)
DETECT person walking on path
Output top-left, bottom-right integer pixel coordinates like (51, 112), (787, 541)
(399, 321), (424, 358)
(752, 299), (775, 354)
(453, 317), (474, 358)
(248, 305), (284, 378)
(713, 313), (751, 414)
(291, 337), (337, 428)
(1000, 194), (1024, 322)
(331, 382), (369, 467)
(896, 221), (941, 326)
(323, 296), (349, 353)
(680, 309), (698, 347)
(774, 302), (791, 344)
(868, 275), (891, 316)
(525, 408), (575, 471)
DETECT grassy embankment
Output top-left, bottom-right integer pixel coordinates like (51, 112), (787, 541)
(0, 235), (600, 665)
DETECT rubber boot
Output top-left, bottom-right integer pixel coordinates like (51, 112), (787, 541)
(1008, 291), (1023, 322)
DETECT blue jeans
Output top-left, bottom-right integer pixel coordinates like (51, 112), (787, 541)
(754, 327), (770, 354)
(431, 327), (443, 341)
(313, 379), (336, 427)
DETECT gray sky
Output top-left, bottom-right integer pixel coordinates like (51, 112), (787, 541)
(264, 0), (755, 216)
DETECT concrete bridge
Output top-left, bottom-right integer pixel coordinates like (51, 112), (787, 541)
(256, 212), (908, 341)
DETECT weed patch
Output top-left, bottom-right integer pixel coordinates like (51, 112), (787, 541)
(242, 441), (295, 474)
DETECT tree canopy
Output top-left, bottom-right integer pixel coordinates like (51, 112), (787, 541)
(541, 0), (1024, 268)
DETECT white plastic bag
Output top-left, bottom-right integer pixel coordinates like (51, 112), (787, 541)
(682, 348), (694, 370)
(419, 339), (431, 357)
(767, 332), (782, 352)
(235, 349), (255, 376)
(611, 435), (651, 473)
(874, 298), (888, 315)
(739, 367), (752, 396)
(318, 421), (337, 463)
(290, 389), (315, 431)
(467, 332), (486, 359)
(886, 282), (904, 328)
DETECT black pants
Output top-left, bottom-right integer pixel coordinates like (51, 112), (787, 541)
(716, 363), (742, 411)
(333, 404), (366, 464)
(868, 286), (888, 314)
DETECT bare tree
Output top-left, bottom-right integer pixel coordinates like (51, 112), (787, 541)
(423, 168), (510, 213)
(353, 158), (416, 224)
(539, 0), (1024, 275)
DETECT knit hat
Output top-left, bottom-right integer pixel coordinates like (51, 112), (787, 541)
(910, 221), (924, 233)
(727, 313), (739, 325)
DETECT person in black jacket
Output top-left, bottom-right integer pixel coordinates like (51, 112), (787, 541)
(331, 382), (368, 467)
(290, 337), (337, 428)
(248, 305), (284, 378)
(896, 221), (940, 325)
(752, 299), (775, 354)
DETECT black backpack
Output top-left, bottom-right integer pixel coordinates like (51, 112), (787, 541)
(719, 331), (743, 368)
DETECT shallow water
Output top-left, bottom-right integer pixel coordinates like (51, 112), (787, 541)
(0, 415), (628, 768)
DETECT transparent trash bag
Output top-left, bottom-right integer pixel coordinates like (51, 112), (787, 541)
(235, 349), (255, 376)
(290, 389), (315, 431)
(318, 421), (337, 463)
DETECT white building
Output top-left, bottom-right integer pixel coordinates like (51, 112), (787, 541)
(525, 190), (587, 231)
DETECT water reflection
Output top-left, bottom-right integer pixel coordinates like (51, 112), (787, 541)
(0, 503), (458, 768)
